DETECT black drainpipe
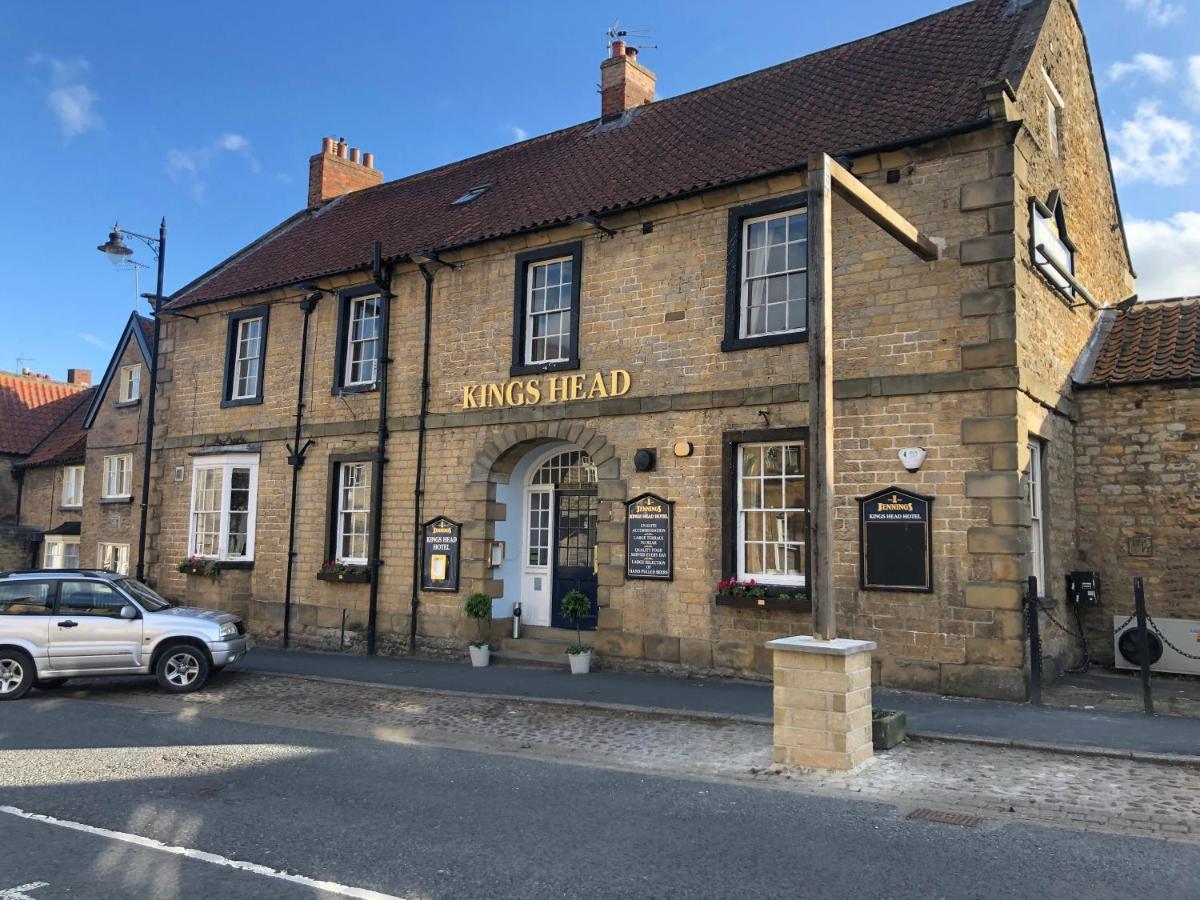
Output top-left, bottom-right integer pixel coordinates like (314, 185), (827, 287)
(366, 242), (393, 655)
(409, 263), (436, 653)
(282, 291), (320, 649)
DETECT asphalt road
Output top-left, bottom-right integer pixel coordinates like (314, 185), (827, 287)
(2, 694), (1198, 899)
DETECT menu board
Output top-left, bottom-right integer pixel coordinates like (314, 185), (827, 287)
(859, 487), (933, 592)
(421, 517), (461, 592)
(624, 493), (673, 581)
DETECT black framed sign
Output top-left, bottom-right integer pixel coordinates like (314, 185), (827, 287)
(858, 487), (933, 592)
(624, 493), (674, 581)
(421, 517), (462, 592)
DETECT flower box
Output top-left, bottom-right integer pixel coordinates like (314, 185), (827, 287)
(714, 577), (810, 611)
(316, 569), (371, 584)
(177, 558), (219, 580)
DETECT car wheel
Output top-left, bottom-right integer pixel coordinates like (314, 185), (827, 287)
(34, 678), (69, 690)
(0, 649), (35, 701)
(156, 644), (210, 694)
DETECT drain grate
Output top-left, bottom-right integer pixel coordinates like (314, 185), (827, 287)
(906, 808), (984, 828)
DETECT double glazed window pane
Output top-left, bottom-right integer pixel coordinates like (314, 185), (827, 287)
(527, 259), (572, 364)
(743, 211), (807, 337)
(234, 318), (262, 399)
(738, 442), (807, 582)
(337, 463), (371, 563)
(347, 298), (380, 385)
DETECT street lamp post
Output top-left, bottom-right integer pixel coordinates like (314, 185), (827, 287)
(98, 220), (167, 582)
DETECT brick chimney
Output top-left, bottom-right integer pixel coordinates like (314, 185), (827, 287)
(600, 41), (655, 121)
(66, 368), (92, 386)
(307, 136), (383, 208)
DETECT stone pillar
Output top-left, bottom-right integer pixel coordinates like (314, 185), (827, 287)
(767, 635), (877, 771)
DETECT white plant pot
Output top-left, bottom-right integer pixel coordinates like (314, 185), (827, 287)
(568, 650), (592, 675)
(469, 645), (491, 667)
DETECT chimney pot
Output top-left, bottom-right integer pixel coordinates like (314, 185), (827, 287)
(350, 148), (361, 164)
(322, 136), (335, 154)
(363, 152), (374, 169)
(610, 40), (625, 58)
(625, 46), (638, 59)
(337, 138), (348, 159)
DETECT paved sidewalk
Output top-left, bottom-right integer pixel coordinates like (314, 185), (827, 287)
(234, 647), (1200, 760)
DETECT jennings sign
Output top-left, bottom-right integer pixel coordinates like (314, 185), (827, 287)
(421, 517), (462, 592)
(858, 487), (933, 592)
(624, 493), (673, 581)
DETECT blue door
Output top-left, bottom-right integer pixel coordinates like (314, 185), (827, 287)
(551, 489), (599, 630)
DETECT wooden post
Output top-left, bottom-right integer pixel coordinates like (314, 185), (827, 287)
(808, 154), (836, 641)
(805, 153), (938, 643)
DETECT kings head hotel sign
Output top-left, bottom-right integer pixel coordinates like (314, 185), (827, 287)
(858, 487), (933, 592)
(461, 370), (631, 410)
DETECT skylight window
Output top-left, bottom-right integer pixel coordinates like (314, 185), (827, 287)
(453, 184), (491, 205)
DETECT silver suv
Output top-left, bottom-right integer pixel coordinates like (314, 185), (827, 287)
(0, 569), (251, 701)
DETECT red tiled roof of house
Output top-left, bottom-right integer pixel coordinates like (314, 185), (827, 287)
(169, 0), (1047, 309)
(1085, 298), (1200, 386)
(18, 387), (96, 468)
(0, 372), (91, 455)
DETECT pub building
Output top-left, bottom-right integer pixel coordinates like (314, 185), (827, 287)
(148, 0), (1148, 700)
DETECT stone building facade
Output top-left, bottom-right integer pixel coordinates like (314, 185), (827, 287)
(144, 0), (1149, 699)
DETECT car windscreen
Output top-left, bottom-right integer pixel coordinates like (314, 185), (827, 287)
(119, 579), (174, 611)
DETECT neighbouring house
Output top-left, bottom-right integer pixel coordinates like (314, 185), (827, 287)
(142, 0), (1164, 699)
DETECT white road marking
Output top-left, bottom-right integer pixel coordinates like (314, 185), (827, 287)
(0, 806), (401, 899)
(0, 884), (48, 900)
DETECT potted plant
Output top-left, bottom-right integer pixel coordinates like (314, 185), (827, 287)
(464, 591), (493, 667)
(177, 557), (219, 580)
(318, 560), (370, 583)
(872, 708), (907, 750)
(561, 589), (594, 674)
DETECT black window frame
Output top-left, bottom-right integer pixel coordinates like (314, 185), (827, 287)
(221, 305), (270, 408)
(721, 193), (810, 353)
(324, 452), (378, 564)
(720, 427), (811, 595)
(510, 241), (583, 377)
(333, 285), (384, 395)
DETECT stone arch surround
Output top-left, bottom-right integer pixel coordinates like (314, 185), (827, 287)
(465, 421), (625, 612)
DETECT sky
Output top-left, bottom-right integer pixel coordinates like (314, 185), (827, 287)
(2, 0), (1199, 380)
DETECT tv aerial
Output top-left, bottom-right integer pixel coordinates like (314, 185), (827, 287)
(606, 20), (656, 52)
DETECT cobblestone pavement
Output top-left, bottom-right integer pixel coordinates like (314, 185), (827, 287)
(57, 671), (1200, 845)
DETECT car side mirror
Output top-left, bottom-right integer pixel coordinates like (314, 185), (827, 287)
(120, 605), (138, 620)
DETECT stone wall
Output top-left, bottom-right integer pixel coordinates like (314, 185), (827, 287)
(1075, 383), (1200, 663)
(0, 524), (39, 571)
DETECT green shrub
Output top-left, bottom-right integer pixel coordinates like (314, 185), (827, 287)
(464, 592), (492, 648)
(560, 589), (592, 654)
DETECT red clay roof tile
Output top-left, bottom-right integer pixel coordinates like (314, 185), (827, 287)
(1086, 298), (1200, 386)
(169, 0), (1047, 309)
(0, 372), (90, 455)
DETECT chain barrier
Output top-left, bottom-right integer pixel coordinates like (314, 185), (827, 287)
(1147, 615), (1200, 661)
(1036, 601), (1091, 674)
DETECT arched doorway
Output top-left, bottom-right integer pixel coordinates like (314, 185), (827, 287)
(522, 447), (598, 629)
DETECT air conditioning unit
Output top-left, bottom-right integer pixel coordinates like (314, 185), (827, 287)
(1113, 615), (1200, 677)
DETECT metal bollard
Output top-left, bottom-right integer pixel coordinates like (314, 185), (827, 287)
(1025, 576), (1042, 706)
(1133, 578), (1154, 715)
(512, 602), (522, 640)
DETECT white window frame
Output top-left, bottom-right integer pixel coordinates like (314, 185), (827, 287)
(118, 365), (141, 402)
(61, 465), (84, 508)
(97, 542), (130, 575)
(524, 256), (574, 366)
(43, 536), (80, 569)
(344, 296), (381, 387)
(1042, 66), (1064, 157)
(231, 316), (264, 401)
(1027, 440), (1047, 596)
(335, 462), (371, 564)
(187, 453), (259, 561)
(735, 440), (807, 586)
(103, 454), (132, 499)
(740, 208), (808, 339)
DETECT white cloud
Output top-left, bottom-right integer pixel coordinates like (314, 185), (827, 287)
(1188, 56), (1200, 109)
(166, 133), (259, 202)
(1127, 211), (1200, 299)
(78, 332), (107, 348)
(29, 54), (101, 138)
(510, 125), (528, 142)
(1123, 0), (1186, 26)
(1109, 52), (1175, 83)
(1110, 102), (1196, 186)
